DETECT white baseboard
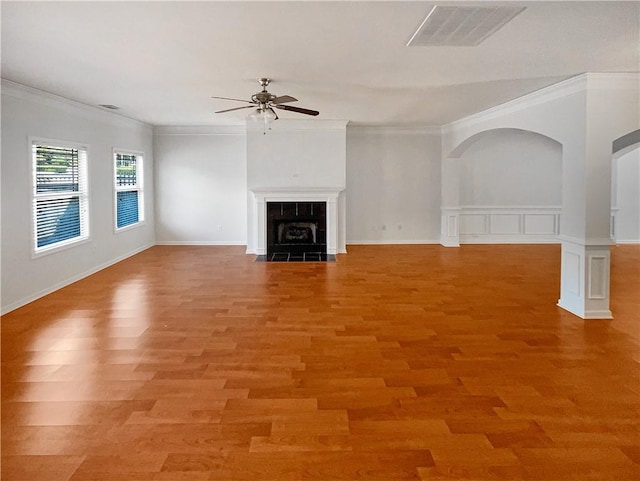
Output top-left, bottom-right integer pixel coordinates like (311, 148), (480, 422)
(155, 240), (247, 246)
(557, 300), (613, 320)
(346, 239), (440, 245)
(1, 243), (154, 315)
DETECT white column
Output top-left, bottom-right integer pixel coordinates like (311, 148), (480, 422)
(557, 79), (618, 319)
(440, 157), (461, 247)
(558, 237), (612, 319)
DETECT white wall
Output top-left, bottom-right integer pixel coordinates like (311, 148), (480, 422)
(1, 81), (155, 314)
(153, 127), (247, 244)
(346, 127), (441, 243)
(246, 120), (347, 253)
(614, 145), (640, 242)
(247, 121), (346, 190)
(459, 129), (562, 206)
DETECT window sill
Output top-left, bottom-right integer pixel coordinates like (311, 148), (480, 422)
(32, 236), (91, 260)
(114, 220), (145, 234)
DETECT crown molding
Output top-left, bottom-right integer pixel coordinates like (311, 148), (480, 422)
(262, 119), (349, 132)
(154, 125), (246, 136)
(1, 78), (152, 131)
(347, 124), (441, 135)
(442, 74), (588, 134)
(158, 120), (349, 136)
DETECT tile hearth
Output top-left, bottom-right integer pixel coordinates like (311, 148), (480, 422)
(256, 253), (336, 262)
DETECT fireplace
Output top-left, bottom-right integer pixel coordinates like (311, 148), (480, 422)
(248, 188), (344, 257)
(268, 202), (326, 258)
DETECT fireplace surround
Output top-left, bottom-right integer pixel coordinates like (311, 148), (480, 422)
(249, 188), (343, 256)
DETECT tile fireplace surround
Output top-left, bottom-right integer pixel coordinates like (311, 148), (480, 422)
(249, 188), (343, 256)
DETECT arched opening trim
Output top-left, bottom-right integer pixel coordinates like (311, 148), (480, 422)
(448, 127), (562, 159)
(613, 129), (640, 158)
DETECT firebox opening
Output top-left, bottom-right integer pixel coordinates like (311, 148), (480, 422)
(277, 221), (317, 244)
(266, 201), (327, 260)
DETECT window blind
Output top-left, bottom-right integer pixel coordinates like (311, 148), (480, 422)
(116, 153), (137, 186)
(114, 152), (143, 229)
(33, 143), (88, 250)
(35, 145), (79, 193)
(116, 190), (139, 228)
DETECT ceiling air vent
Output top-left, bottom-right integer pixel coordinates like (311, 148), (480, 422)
(407, 5), (526, 47)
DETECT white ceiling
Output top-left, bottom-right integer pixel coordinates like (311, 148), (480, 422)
(2, 1), (638, 127)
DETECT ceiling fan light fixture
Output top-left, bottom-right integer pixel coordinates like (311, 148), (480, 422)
(248, 107), (277, 133)
(248, 108), (277, 122)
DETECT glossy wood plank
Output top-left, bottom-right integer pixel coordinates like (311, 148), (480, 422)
(2, 244), (639, 480)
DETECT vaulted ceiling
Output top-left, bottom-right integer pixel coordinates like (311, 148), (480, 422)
(2, 1), (638, 127)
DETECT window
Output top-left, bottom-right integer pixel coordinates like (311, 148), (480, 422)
(32, 140), (89, 254)
(114, 150), (144, 230)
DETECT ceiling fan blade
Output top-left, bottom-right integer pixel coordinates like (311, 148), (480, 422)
(211, 96), (254, 104)
(215, 105), (256, 114)
(275, 105), (319, 116)
(271, 95), (298, 105)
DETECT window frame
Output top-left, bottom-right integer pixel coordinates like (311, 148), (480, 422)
(30, 137), (90, 258)
(113, 148), (145, 232)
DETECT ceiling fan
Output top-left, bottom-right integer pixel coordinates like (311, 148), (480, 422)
(212, 78), (319, 122)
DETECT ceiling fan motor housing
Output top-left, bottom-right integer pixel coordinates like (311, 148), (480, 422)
(252, 91), (276, 106)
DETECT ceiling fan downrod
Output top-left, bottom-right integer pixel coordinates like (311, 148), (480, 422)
(259, 78), (271, 90)
(252, 78), (275, 106)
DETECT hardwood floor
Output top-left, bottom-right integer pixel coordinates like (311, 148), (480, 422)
(2, 244), (639, 480)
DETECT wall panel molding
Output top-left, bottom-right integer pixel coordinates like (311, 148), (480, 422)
(458, 206), (561, 244)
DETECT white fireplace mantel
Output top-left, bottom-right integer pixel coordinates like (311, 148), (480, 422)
(248, 187), (344, 255)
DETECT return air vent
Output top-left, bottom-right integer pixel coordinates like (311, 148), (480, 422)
(407, 5), (526, 47)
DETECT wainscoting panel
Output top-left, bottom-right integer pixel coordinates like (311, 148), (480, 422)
(564, 250), (582, 297)
(524, 213), (557, 235)
(459, 214), (488, 235)
(490, 214), (521, 235)
(459, 206), (561, 243)
(588, 255), (607, 299)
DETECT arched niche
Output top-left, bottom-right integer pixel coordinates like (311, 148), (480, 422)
(454, 128), (563, 207)
(439, 127), (564, 247)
